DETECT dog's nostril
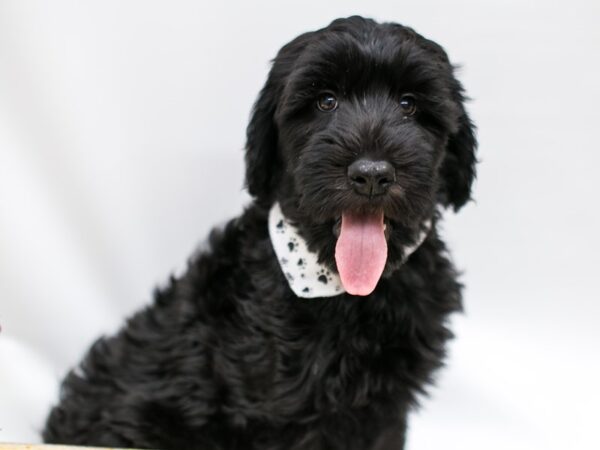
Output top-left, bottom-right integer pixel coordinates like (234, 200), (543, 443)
(352, 175), (368, 185)
(347, 159), (395, 196)
(378, 176), (392, 186)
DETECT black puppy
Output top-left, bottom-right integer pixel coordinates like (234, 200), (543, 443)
(44, 16), (476, 450)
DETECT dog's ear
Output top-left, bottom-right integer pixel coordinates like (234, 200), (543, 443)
(245, 75), (280, 201)
(439, 79), (478, 211)
(245, 33), (314, 202)
(401, 32), (477, 211)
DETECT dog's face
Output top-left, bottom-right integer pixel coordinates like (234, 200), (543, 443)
(246, 16), (477, 295)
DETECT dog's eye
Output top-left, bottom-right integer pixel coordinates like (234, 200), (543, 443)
(399, 94), (417, 116)
(317, 93), (338, 112)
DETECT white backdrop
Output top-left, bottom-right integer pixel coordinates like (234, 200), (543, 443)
(1, 1), (599, 449)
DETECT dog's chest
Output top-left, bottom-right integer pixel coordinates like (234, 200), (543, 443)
(267, 314), (406, 417)
(234, 322), (406, 448)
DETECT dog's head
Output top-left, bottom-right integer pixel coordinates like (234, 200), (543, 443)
(245, 16), (477, 295)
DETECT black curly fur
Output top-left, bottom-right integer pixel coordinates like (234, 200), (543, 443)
(43, 16), (476, 450)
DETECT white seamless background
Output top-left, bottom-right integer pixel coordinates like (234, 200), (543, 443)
(0, 1), (598, 449)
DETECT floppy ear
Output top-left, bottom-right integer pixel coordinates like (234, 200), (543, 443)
(245, 33), (314, 202)
(439, 81), (478, 211)
(245, 76), (280, 201)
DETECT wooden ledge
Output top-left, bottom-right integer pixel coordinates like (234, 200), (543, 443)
(0, 445), (140, 450)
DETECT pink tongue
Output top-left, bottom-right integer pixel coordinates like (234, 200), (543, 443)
(335, 211), (387, 296)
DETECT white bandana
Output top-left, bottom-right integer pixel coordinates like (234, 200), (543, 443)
(268, 202), (431, 298)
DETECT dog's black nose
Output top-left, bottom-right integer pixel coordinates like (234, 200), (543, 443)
(348, 159), (395, 196)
